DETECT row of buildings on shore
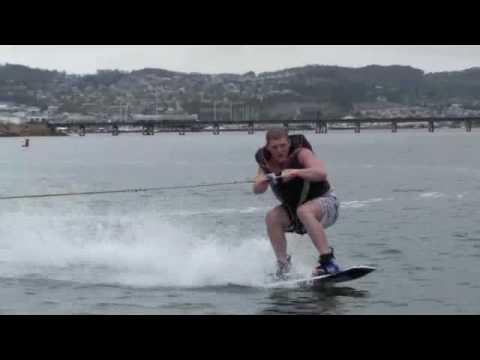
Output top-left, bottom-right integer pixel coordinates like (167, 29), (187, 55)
(0, 102), (199, 124)
(0, 102), (49, 124)
(2, 100), (480, 126)
(351, 101), (480, 118)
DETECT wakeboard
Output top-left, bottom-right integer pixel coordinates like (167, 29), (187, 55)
(266, 266), (376, 288)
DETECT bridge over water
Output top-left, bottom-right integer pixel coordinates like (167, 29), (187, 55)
(46, 117), (478, 136)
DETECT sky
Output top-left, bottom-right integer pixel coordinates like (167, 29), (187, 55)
(1, 45), (480, 75)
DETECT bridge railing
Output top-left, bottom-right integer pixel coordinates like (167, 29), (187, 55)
(46, 117), (479, 135)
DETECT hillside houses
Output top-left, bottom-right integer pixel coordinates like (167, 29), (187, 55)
(0, 102), (48, 124)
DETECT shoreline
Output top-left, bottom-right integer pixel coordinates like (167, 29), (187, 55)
(0, 123), (66, 137)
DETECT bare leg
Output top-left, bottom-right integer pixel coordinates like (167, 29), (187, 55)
(296, 201), (330, 255)
(265, 206), (291, 264)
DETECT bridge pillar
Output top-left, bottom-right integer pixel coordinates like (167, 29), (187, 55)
(213, 123), (220, 135)
(143, 125), (154, 135)
(315, 120), (327, 134)
(466, 119), (472, 132)
(48, 125), (56, 135)
(248, 121), (254, 135)
(79, 125), (86, 136)
(428, 120), (435, 133)
(391, 121), (398, 133)
(112, 124), (119, 136)
(354, 122), (361, 134)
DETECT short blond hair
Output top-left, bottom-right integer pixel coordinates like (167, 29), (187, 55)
(266, 128), (289, 145)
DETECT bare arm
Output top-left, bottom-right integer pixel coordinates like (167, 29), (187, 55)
(252, 167), (270, 194)
(281, 148), (327, 182)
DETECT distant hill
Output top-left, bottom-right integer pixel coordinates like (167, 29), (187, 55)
(2, 63), (480, 118)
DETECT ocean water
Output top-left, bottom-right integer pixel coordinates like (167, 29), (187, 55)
(0, 128), (479, 314)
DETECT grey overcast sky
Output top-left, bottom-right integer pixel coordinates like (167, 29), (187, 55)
(1, 45), (480, 75)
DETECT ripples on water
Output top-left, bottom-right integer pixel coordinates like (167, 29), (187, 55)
(1, 130), (479, 314)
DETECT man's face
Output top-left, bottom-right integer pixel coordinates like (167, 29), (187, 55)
(267, 137), (290, 163)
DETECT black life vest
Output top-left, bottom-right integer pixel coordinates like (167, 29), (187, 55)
(255, 134), (331, 211)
